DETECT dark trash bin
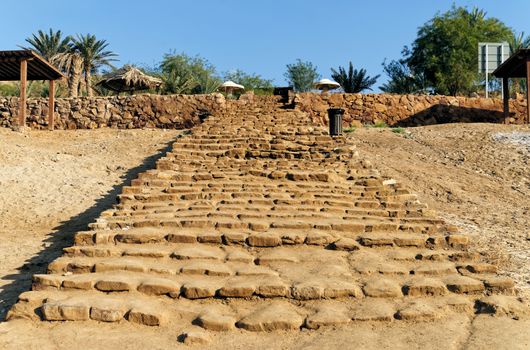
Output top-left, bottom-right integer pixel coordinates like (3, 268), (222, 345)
(328, 108), (344, 136)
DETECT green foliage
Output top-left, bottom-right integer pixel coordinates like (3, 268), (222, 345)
(331, 62), (379, 93)
(160, 52), (221, 94)
(507, 31), (530, 95)
(72, 34), (117, 74)
(223, 69), (273, 94)
(380, 59), (426, 94)
(373, 121), (388, 128)
(343, 126), (356, 133)
(284, 59), (320, 92)
(0, 83), (18, 96)
(391, 127), (405, 134)
(384, 5), (512, 96)
(22, 28), (71, 60)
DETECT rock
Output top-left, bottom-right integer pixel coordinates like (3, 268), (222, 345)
(332, 238), (360, 251)
(178, 327), (211, 345)
(444, 275), (485, 293)
(395, 300), (440, 320)
(128, 307), (165, 326)
(363, 278), (402, 297)
(195, 311), (236, 331)
(351, 299), (396, 321)
(305, 304), (350, 329)
(137, 278), (180, 296)
(42, 300), (90, 321)
(236, 303), (304, 331)
(247, 233), (281, 247)
(403, 278), (448, 296)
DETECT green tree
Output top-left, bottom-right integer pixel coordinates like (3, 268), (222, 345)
(331, 62), (379, 93)
(386, 6), (511, 96)
(22, 28), (71, 61)
(223, 69), (273, 94)
(507, 31), (530, 95)
(284, 59), (320, 92)
(379, 59), (426, 94)
(160, 53), (221, 94)
(52, 46), (84, 97)
(72, 34), (117, 97)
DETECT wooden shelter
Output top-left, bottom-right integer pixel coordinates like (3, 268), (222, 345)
(492, 48), (530, 124)
(0, 50), (64, 130)
(97, 65), (162, 93)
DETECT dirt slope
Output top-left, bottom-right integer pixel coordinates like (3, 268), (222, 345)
(0, 123), (528, 349)
(351, 123), (530, 298)
(0, 128), (182, 319)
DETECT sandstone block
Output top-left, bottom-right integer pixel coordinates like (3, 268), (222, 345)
(128, 307), (164, 326)
(236, 304), (304, 331)
(196, 311), (236, 331)
(363, 278), (402, 298)
(247, 233), (281, 247)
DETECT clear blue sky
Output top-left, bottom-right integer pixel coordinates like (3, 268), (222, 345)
(1, 0), (529, 89)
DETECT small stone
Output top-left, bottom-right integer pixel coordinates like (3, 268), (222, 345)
(332, 238), (360, 251)
(179, 328), (211, 345)
(446, 235), (469, 248)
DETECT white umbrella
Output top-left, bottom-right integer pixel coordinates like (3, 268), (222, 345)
(314, 78), (341, 92)
(219, 80), (245, 96)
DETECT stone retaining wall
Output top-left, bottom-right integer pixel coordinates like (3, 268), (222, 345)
(0, 94), (226, 130)
(295, 93), (528, 126)
(0, 92), (526, 130)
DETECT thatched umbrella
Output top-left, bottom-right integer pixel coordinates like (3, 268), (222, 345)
(314, 78), (341, 93)
(97, 65), (162, 94)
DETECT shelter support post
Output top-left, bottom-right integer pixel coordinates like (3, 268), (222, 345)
(18, 59), (27, 127)
(502, 77), (509, 123)
(48, 80), (55, 130)
(527, 59), (530, 124)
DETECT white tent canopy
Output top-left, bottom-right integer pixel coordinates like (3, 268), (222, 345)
(219, 80), (245, 91)
(314, 78), (341, 91)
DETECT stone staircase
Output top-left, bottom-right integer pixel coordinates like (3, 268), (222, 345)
(7, 96), (526, 332)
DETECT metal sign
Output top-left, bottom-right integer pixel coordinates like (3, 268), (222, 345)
(478, 42), (510, 97)
(478, 42), (509, 73)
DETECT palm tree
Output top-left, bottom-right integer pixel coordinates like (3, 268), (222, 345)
(507, 31), (530, 95)
(72, 34), (117, 97)
(331, 62), (380, 93)
(52, 47), (84, 97)
(22, 28), (71, 61)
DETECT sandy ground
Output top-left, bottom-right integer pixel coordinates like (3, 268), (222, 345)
(0, 123), (529, 349)
(0, 128), (182, 320)
(351, 123), (530, 299)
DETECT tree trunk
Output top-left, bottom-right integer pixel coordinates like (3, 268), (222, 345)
(85, 64), (93, 97)
(68, 55), (83, 98)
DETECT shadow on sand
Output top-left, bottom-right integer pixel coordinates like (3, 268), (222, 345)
(0, 133), (183, 320)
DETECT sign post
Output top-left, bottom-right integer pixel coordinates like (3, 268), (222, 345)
(478, 42), (510, 98)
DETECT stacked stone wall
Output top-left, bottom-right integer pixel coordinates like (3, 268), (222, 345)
(0, 92), (526, 130)
(0, 93), (226, 130)
(295, 93), (528, 126)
